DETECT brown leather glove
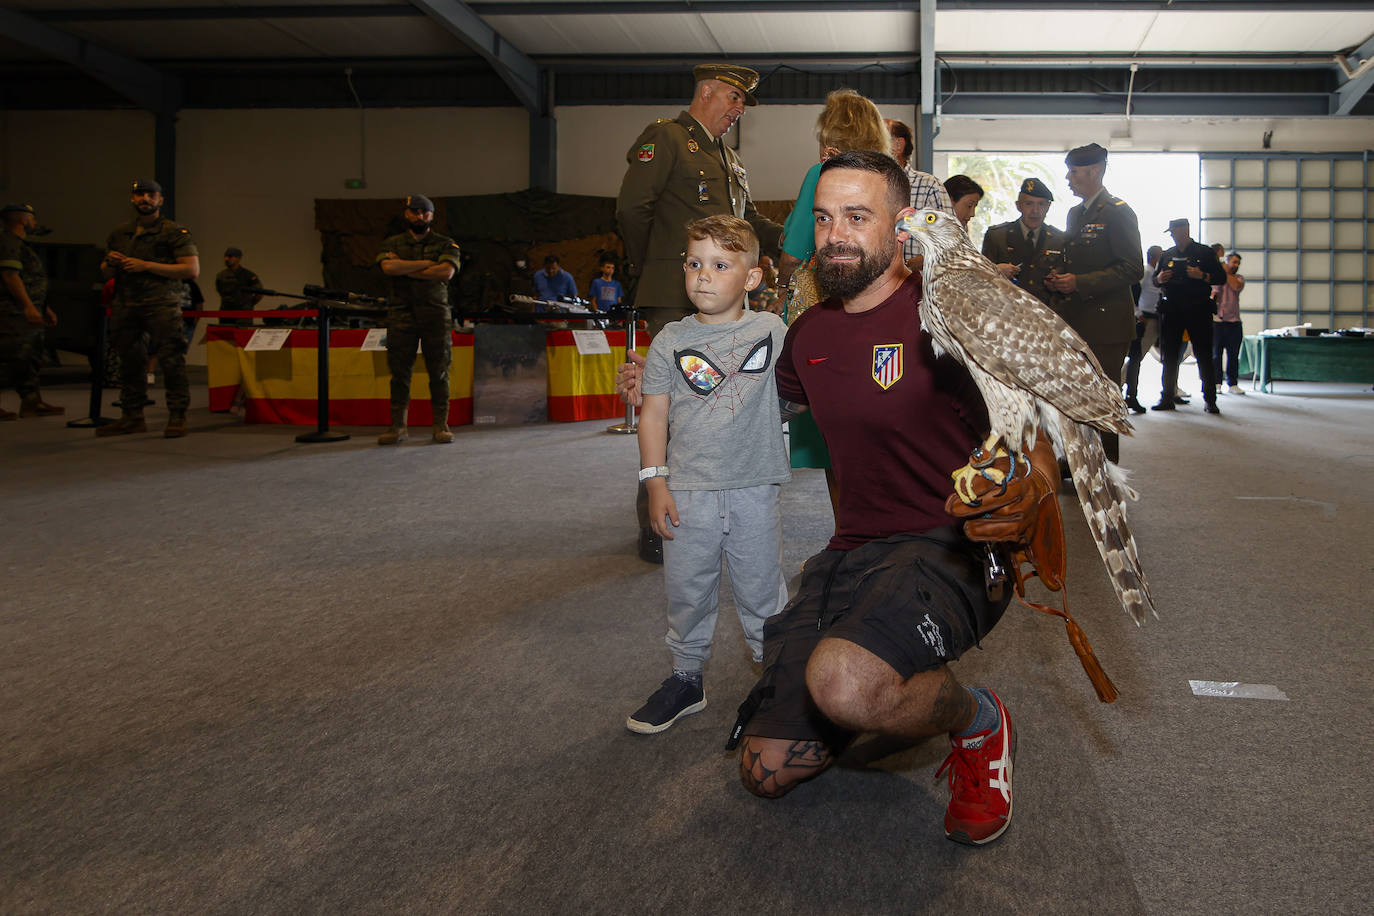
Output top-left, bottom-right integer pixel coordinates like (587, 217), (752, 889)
(944, 436), (1065, 592)
(945, 437), (1117, 703)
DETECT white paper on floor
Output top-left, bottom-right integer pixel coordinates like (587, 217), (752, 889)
(1188, 680), (1289, 700)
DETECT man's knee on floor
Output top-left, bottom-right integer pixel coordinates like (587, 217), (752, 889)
(736, 736), (830, 799)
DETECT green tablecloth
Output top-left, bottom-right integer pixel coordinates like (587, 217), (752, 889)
(1239, 334), (1374, 392)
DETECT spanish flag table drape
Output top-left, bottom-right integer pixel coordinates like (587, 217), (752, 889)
(206, 326), (474, 426)
(544, 329), (650, 422)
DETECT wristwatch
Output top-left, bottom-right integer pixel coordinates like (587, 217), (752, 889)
(638, 465), (669, 482)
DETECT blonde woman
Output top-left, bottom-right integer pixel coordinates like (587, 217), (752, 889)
(775, 89), (892, 514)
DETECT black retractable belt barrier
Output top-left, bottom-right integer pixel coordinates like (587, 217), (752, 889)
(66, 304), (114, 429)
(295, 299), (349, 443)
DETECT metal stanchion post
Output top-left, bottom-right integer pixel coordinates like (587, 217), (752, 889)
(606, 306), (638, 435)
(296, 299), (350, 443)
(67, 303), (114, 429)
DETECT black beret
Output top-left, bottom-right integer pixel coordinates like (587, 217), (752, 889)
(224, 247), (243, 257)
(404, 194), (435, 212)
(131, 178), (162, 193)
(1, 202), (35, 215)
(1064, 144), (1108, 167)
(1018, 177), (1053, 201)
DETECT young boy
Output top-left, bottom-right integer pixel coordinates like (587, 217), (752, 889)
(589, 258), (624, 312)
(627, 215), (791, 735)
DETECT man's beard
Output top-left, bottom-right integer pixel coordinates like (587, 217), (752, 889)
(134, 202), (158, 216)
(406, 220), (431, 234)
(815, 235), (895, 300)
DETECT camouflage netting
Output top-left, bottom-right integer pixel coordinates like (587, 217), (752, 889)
(316, 190), (792, 318)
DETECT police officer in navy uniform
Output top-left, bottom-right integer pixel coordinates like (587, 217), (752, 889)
(97, 179), (200, 439)
(1153, 217), (1226, 415)
(1044, 144), (1143, 463)
(616, 62), (783, 563)
(980, 177), (1064, 306)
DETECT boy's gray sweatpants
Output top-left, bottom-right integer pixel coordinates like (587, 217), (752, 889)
(661, 484), (788, 669)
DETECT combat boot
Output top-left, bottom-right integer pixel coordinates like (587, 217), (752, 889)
(96, 415), (147, 437)
(19, 394), (65, 417)
(432, 423), (454, 444)
(0, 406), (16, 421)
(378, 424), (408, 445)
(164, 412), (188, 438)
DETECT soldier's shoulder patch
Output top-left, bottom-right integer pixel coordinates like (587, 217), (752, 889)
(1114, 200), (1126, 206)
(637, 143), (655, 163)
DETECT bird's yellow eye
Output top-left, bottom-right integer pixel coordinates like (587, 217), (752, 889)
(925, 212), (937, 224)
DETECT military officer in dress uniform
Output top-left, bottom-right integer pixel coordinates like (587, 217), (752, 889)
(96, 179), (200, 439)
(0, 203), (63, 420)
(376, 194), (461, 446)
(1043, 144), (1143, 463)
(214, 247), (263, 327)
(980, 177), (1064, 306)
(615, 62), (784, 563)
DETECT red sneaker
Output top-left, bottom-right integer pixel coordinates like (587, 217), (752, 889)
(936, 689), (1015, 845)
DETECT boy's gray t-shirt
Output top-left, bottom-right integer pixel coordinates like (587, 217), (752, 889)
(642, 310), (791, 491)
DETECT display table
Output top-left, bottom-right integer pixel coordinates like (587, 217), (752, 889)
(206, 326), (474, 426)
(545, 328), (650, 422)
(1238, 334), (1374, 393)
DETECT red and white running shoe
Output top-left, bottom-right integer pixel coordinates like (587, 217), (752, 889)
(936, 689), (1016, 845)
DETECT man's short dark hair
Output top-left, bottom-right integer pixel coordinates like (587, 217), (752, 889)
(1228, 252), (1242, 262)
(818, 149), (910, 215)
(543, 255), (560, 266)
(888, 120), (914, 158)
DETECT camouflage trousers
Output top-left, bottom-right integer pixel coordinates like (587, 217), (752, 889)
(0, 326), (44, 398)
(111, 303), (190, 416)
(385, 309), (451, 424)
(0, 322), (48, 398)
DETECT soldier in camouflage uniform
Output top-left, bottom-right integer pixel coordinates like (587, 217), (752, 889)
(96, 179), (201, 438)
(0, 203), (63, 420)
(615, 62), (784, 564)
(375, 194), (461, 445)
(214, 246), (263, 327)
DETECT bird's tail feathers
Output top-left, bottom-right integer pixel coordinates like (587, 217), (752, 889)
(1048, 409), (1157, 625)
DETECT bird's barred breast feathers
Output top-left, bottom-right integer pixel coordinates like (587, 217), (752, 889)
(903, 208), (1129, 435)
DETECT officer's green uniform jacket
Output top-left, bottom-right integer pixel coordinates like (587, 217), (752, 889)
(104, 218), (198, 308)
(1050, 188), (1143, 351)
(215, 265), (263, 311)
(375, 230), (461, 325)
(616, 111), (782, 320)
(980, 220), (1065, 306)
(0, 230), (45, 336)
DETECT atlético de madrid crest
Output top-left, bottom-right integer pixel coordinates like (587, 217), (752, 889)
(872, 344), (903, 389)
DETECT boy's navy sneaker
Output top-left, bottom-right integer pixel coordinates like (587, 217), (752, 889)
(626, 676), (706, 734)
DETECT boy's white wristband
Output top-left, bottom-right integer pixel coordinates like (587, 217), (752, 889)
(638, 465), (669, 482)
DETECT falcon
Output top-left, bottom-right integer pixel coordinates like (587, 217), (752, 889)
(902, 208), (1155, 624)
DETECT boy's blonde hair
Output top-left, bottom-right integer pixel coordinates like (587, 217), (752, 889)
(684, 214), (759, 266)
(816, 88), (891, 158)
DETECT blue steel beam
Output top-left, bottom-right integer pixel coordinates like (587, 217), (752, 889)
(406, 0), (539, 112)
(1331, 33), (1374, 116)
(0, 6), (180, 113)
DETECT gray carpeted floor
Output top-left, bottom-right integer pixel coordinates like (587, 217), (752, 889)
(2, 364), (1371, 915)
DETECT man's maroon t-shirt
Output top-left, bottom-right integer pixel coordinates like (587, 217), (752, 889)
(777, 274), (990, 550)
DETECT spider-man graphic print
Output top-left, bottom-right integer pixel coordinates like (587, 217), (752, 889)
(640, 310), (791, 491)
(674, 334), (773, 410)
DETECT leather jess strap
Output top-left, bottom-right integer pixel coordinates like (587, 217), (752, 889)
(944, 436), (1119, 703)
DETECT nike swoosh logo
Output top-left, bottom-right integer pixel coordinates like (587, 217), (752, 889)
(807, 357), (829, 365)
